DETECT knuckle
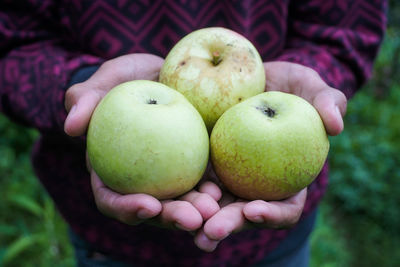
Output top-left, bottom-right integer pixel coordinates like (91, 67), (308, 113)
(165, 200), (191, 213)
(286, 208), (303, 227)
(338, 90), (348, 108)
(102, 58), (134, 83)
(64, 82), (88, 110)
(306, 66), (319, 78)
(286, 215), (301, 228)
(195, 192), (212, 203)
(94, 199), (111, 218)
(99, 59), (116, 70)
(291, 64), (322, 86)
(96, 200), (138, 225)
(288, 64), (308, 88)
(65, 84), (80, 101)
(174, 200), (192, 210)
(93, 194), (127, 223)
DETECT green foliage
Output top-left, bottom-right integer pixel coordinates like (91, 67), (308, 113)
(310, 204), (351, 267)
(322, 9), (400, 266)
(0, 115), (74, 267)
(329, 84), (400, 228)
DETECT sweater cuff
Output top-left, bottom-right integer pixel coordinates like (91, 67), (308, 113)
(68, 65), (101, 87)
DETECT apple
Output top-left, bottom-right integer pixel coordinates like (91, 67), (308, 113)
(210, 91), (329, 201)
(87, 80), (209, 200)
(159, 27), (266, 132)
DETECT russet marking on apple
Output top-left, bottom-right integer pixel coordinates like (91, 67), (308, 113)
(210, 91), (329, 201)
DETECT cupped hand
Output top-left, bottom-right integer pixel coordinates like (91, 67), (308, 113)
(195, 188), (307, 252)
(194, 61), (347, 252)
(90, 169), (220, 230)
(64, 54), (163, 136)
(64, 54), (220, 230)
(263, 61), (347, 136)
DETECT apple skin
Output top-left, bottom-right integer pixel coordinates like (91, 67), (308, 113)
(210, 91), (330, 201)
(87, 80), (209, 200)
(159, 27), (266, 132)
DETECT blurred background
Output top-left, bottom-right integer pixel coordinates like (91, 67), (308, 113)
(1, 2), (399, 267)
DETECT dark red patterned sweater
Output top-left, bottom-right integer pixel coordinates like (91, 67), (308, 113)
(0, 1), (386, 266)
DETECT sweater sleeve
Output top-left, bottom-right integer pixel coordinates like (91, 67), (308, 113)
(0, 1), (103, 133)
(276, 0), (387, 98)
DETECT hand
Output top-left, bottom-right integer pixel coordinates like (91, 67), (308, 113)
(263, 61), (347, 136)
(194, 61), (347, 252)
(195, 187), (307, 252)
(64, 54), (163, 136)
(90, 168), (220, 230)
(64, 54), (220, 230)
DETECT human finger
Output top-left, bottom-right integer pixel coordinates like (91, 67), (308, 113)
(180, 190), (220, 220)
(64, 54), (164, 136)
(159, 200), (204, 231)
(243, 188), (307, 228)
(90, 170), (162, 225)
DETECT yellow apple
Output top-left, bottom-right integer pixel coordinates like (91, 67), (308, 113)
(160, 27), (266, 132)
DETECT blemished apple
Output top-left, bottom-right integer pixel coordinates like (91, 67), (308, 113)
(87, 80), (210, 200)
(159, 27), (266, 132)
(210, 91), (330, 201)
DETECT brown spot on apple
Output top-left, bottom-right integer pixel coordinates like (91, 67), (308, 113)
(248, 47), (256, 58)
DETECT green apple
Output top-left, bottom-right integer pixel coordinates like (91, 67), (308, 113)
(210, 91), (329, 200)
(87, 80), (209, 200)
(159, 27), (266, 132)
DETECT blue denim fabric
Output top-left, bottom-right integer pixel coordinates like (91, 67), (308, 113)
(251, 209), (317, 267)
(68, 229), (130, 267)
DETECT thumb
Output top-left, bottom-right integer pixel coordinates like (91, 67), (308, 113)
(64, 86), (104, 136)
(64, 53), (164, 136)
(312, 88), (347, 136)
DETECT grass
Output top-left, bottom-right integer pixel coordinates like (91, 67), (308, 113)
(0, 117), (73, 267)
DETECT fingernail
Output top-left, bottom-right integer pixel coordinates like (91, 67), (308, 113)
(175, 223), (192, 231)
(335, 106), (342, 118)
(196, 233), (219, 252)
(251, 216), (264, 223)
(68, 104), (77, 116)
(137, 209), (153, 219)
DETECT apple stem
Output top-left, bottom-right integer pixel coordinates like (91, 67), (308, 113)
(257, 106), (276, 118)
(148, 99), (157, 104)
(264, 107), (275, 117)
(212, 51), (222, 66)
